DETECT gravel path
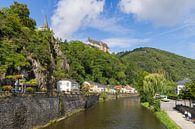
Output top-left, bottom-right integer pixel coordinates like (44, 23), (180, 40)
(161, 100), (195, 129)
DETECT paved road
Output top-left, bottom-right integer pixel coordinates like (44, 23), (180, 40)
(161, 100), (195, 129)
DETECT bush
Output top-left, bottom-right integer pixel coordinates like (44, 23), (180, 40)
(153, 99), (161, 112)
(141, 102), (149, 108)
(40, 87), (47, 92)
(26, 87), (33, 93)
(168, 93), (177, 100)
(142, 100), (160, 112)
(99, 92), (107, 102)
(15, 74), (23, 79)
(2, 85), (12, 91)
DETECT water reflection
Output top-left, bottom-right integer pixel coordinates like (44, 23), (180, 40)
(44, 97), (166, 129)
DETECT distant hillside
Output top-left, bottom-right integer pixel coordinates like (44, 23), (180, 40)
(119, 47), (195, 81)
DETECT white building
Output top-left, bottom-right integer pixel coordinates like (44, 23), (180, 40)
(87, 38), (109, 53)
(176, 79), (190, 95)
(120, 85), (137, 93)
(57, 79), (80, 93)
(83, 81), (106, 93)
(108, 88), (116, 94)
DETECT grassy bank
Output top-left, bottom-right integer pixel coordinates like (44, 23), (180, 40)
(141, 102), (180, 129)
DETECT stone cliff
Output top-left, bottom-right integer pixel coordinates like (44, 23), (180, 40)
(26, 35), (69, 90)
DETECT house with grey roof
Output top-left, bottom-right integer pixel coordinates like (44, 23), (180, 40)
(176, 78), (191, 95)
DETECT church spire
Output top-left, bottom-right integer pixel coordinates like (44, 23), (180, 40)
(42, 15), (49, 30)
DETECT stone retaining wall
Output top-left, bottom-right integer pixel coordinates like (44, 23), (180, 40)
(0, 95), (99, 129)
(106, 93), (138, 101)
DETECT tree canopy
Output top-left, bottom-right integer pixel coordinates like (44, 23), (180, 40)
(119, 47), (195, 81)
(60, 41), (127, 85)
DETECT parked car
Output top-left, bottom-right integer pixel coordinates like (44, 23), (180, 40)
(192, 100), (195, 108)
(161, 95), (170, 102)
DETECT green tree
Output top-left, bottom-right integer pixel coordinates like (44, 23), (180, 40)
(10, 2), (36, 29)
(179, 80), (195, 106)
(143, 73), (167, 103)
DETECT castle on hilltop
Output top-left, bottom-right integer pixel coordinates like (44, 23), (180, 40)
(38, 18), (109, 53)
(87, 38), (109, 53)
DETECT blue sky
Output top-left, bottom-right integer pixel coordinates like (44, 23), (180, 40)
(1, 0), (195, 59)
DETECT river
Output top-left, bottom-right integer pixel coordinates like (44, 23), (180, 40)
(44, 97), (166, 129)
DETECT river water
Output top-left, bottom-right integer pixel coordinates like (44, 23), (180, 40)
(44, 97), (166, 129)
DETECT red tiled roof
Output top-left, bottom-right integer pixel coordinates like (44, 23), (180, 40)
(114, 85), (122, 90)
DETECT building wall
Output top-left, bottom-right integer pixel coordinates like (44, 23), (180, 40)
(177, 85), (184, 95)
(88, 41), (109, 53)
(57, 80), (71, 92)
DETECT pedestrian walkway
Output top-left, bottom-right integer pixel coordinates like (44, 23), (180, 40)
(161, 100), (195, 129)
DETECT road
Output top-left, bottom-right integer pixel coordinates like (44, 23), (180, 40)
(161, 100), (195, 129)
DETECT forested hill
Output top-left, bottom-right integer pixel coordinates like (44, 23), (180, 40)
(119, 47), (195, 81)
(59, 41), (127, 85)
(1, 2), (195, 90)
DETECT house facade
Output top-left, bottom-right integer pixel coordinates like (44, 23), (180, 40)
(107, 85), (116, 94)
(114, 85), (122, 92)
(124, 85), (137, 93)
(176, 79), (190, 95)
(57, 79), (80, 93)
(87, 38), (109, 53)
(108, 88), (116, 94)
(83, 81), (106, 93)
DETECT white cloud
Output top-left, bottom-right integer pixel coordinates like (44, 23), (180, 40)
(87, 16), (131, 34)
(103, 38), (149, 50)
(119, 0), (195, 27)
(51, 0), (105, 38)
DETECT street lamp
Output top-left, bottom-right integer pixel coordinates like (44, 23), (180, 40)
(16, 66), (21, 93)
(175, 87), (178, 107)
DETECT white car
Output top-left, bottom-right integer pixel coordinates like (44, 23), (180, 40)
(161, 95), (170, 102)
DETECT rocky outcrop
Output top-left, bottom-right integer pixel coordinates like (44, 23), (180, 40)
(51, 37), (69, 72)
(27, 54), (48, 89)
(26, 36), (69, 90)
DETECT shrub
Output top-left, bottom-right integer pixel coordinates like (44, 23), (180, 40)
(15, 74), (23, 79)
(2, 85), (12, 91)
(26, 87), (33, 93)
(141, 102), (149, 108)
(168, 93), (177, 100)
(153, 99), (161, 112)
(40, 87), (47, 92)
(99, 92), (107, 102)
(6, 75), (23, 80)
(24, 79), (38, 86)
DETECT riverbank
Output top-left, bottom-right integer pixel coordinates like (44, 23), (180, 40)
(141, 102), (180, 129)
(35, 108), (84, 129)
(161, 100), (195, 129)
(0, 95), (99, 129)
(99, 93), (139, 102)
